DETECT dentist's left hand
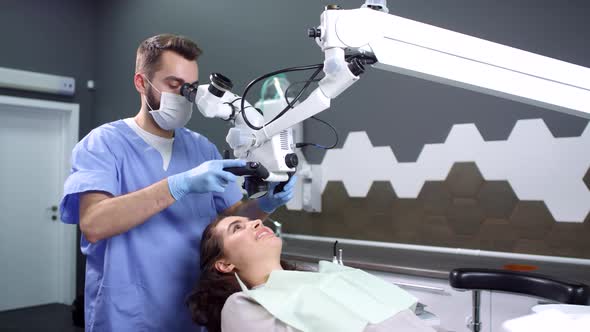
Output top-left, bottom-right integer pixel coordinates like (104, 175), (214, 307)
(257, 175), (297, 213)
(167, 159), (246, 200)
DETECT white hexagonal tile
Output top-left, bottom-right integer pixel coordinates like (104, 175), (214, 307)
(315, 120), (590, 223)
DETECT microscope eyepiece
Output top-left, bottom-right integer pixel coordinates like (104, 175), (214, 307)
(208, 73), (233, 97)
(180, 81), (199, 102)
(347, 58), (365, 76)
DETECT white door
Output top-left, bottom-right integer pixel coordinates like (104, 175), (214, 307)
(0, 96), (78, 311)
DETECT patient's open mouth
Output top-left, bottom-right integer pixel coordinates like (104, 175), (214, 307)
(256, 227), (274, 240)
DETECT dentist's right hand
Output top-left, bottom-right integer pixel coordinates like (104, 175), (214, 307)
(167, 159), (246, 200)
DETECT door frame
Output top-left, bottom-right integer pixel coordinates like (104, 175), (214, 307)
(0, 95), (79, 305)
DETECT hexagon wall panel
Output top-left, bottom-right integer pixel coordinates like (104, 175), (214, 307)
(584, 167), (590, 191)
(274, 164), (590, 258)
(317, 119), (590, 222)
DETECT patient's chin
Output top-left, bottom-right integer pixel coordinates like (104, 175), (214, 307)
(271, 236), (283, 252)
(259, 235), (281, 250)
(269, 235), (282, 246)
(253, 234), (282, 258)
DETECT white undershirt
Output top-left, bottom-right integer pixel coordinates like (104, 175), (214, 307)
(124, 118), (174, 171)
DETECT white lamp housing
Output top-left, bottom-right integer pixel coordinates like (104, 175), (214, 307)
(0, 67), (75, 96)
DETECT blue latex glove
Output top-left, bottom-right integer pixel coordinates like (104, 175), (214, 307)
(167, 159), (246, 200)
(257, 175), (298, 213)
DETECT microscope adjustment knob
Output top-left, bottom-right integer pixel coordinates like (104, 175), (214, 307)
(307, 27), (321, 39)
(325, 4), (342, 10)
(285, 153), (299, 168)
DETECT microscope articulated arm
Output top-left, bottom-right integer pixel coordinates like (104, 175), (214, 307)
(252, 4), (590, 150)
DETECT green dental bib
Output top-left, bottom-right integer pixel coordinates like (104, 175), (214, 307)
(236, 261), (418, 332)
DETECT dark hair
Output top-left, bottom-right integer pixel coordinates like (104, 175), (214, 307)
(186, 216), (298, 332)
(135, 34), (202, 79)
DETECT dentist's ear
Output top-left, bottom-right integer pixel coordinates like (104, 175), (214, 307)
(214, 260), (236, 274)
(134, 73), (148, 95)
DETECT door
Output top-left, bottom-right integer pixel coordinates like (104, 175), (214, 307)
(0, 97), (78, 311)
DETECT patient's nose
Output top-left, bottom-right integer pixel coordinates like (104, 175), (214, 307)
(251, 219), (262, 229)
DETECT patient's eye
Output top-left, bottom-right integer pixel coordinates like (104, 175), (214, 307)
(231, 223), (243, 233)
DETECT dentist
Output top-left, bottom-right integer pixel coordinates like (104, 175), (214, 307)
(60, 34), (296, 332)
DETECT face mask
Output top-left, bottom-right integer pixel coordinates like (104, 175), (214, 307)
(144, 77), (193, 130)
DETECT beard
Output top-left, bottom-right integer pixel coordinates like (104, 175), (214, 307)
(145, 85), (161, 111)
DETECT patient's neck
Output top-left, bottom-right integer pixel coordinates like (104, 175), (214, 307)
(241, 259), (284, 288)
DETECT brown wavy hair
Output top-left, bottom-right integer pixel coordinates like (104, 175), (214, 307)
(186, 216), (298, 332)
(136, 34), (202, 79)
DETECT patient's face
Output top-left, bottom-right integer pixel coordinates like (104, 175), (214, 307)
(214, 216), (282, 271)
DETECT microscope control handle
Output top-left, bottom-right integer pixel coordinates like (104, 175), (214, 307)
(273, 172), (295, 193)
(223, 162), (269, 178)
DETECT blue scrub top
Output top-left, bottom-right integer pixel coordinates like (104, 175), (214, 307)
(60, 120), (242, 332)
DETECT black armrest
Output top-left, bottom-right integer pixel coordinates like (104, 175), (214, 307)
(449, 268), (590, 305)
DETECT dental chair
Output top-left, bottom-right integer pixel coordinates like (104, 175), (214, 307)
(449, 268), (590, 332)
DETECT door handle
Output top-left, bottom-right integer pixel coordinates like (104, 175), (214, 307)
(48, 205), (58, 221)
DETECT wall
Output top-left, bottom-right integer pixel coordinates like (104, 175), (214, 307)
(0, 0), (98, 297)
(0, 0), (97, 138)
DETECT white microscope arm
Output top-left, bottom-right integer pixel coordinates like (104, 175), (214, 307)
(251, 4), (590, 149)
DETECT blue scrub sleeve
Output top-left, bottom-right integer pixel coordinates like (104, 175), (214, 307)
(60, 130), (120, 224)
(211, 148), (244, 213)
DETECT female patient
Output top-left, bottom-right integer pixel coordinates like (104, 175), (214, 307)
(186, 216), (436, 332)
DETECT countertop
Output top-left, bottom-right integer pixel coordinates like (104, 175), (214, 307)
(280, 236), (590, 285)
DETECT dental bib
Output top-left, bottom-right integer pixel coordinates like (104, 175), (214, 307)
(236, 261), (417, 332)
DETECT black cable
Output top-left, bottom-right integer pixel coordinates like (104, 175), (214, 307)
(244, 65), (323, 128)
(236, 54), (375, 130)
(283, 79), (339, 150)
(239, 63), (324, 130)
(296, 116), (339, 150)
(263, 54), (374, 129)
(222, 97), (242, 120)
(282, 78), (322, 107)
(264, 66), (324, 126)
(224, 97), (241, 105)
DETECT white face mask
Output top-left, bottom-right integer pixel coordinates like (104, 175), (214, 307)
(144, 77), (193, 130)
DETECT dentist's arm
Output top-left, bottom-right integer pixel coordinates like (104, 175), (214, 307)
(79, 180), (174, 243)
(79, 159), (245, 243)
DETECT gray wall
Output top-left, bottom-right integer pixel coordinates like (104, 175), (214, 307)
(92, 0), (589, 162)
(0, 0), (98, 298)
(0, 0), (97, 138)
